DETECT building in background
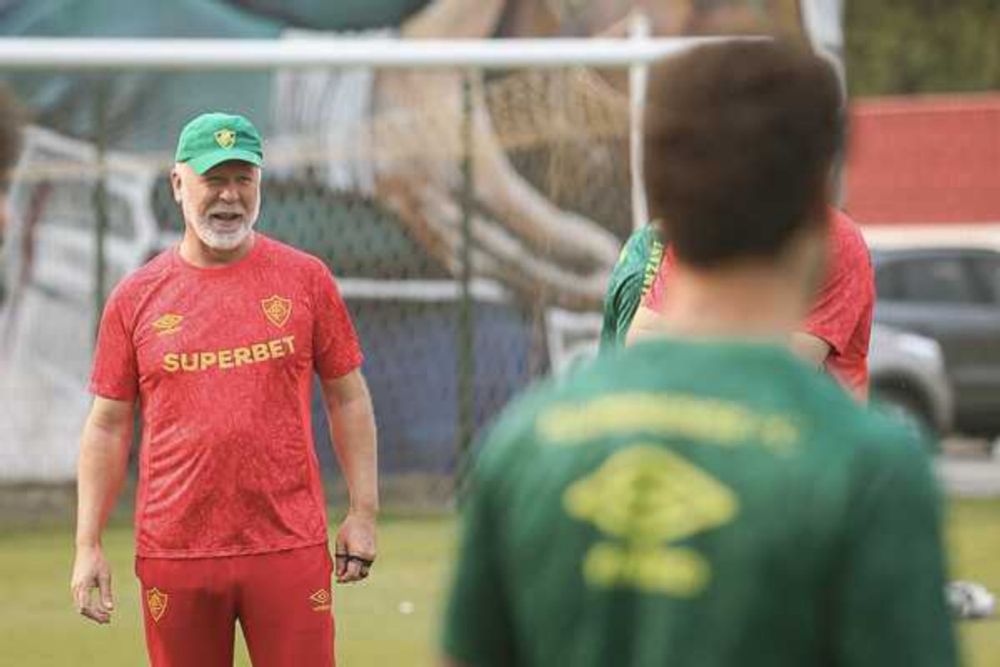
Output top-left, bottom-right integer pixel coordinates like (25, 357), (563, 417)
(848, 94), (1000, 250)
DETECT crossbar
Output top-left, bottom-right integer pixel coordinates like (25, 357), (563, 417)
(0, 36), (734, 70)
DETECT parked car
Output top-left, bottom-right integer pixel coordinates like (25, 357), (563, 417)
(873, 247), (1000, 437)
(868, 323), (954, 437)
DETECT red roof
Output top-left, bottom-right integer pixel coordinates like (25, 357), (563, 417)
(845, 94), (1000, 225)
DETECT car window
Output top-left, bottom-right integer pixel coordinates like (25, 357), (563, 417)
(896, 257), (984, 304)
(875, 264), (903, 300)
(969, 256), (1000, 305)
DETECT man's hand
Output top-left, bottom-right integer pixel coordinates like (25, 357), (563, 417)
(71, 544), (114, 624)
(334, 510), (377, 584)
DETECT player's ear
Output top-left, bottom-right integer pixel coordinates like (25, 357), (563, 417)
(169, 165), (183, 204)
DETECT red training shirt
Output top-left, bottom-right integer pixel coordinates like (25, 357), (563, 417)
(642, 209), (874, 398)
(90, 234), (364, 558)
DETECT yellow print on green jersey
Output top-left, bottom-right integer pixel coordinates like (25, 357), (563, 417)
(641, 237), (664, 297)
(538, 393), (800, 454)
(564, 445), (738, 597)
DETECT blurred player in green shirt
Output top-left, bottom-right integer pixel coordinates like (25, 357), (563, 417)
(442, 40), (956, 667)
(599, 221), (664, 352)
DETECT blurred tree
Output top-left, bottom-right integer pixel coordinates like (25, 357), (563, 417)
(846, 0), (1000, 95)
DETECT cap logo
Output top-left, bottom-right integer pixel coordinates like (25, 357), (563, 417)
(214, 129), (236, 150)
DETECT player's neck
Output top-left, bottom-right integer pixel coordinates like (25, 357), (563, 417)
(179, 230), (256, 268)
(654, 262), (808, 342)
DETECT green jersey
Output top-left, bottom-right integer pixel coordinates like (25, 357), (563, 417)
(599, 224), (664, 352)
(443, 339), (956, 667)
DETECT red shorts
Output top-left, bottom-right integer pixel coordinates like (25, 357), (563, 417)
(135, 544), (335, 667)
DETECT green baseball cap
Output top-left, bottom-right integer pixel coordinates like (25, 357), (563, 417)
(175, 112), (263, 174)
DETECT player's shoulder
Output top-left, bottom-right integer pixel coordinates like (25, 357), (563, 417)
(256, 234), (337, 288)
(106, 246), (175, 303)
(473, 347), (626, 462)
(470, 376), (562, 480)
(836, 404), (938, 504)
(614, 224), (655, 265)
(799, 363), (928, 463)
(627, 222), (656, 248)
(257, 234), (327, 270)
(830, 208), (871, 260)
(645, 337), (923, 462)
(488, 344), (658, 440)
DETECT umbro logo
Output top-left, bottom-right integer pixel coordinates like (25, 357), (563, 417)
(152, 314), (183, 336)
(309, 589), (331, 612)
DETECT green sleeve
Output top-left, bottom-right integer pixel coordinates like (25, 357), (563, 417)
(836, 435), (958, 666)
(441, 445), (516, 665)
(612, 272), (645, 343)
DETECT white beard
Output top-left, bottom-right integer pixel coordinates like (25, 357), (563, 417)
(192, 216), (254, 251)
(188, 198), (260, 251)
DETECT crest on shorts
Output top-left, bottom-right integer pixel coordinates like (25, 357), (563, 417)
(147, 588), (168, 622)
(214, 128), (236, 150)
(261, 295), (292, 328)
(309, 589), (332, 612)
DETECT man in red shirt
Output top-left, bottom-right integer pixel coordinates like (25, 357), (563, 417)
(70, 112), (378, 666)
(630, 208), (874, 399)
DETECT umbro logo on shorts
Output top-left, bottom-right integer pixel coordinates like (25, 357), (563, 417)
(147, 587), (169, 622)
(309, 589), (331, 612)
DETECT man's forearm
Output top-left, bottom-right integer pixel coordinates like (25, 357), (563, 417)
(76, 418), (132, 547)
(329, 394), (379, 516)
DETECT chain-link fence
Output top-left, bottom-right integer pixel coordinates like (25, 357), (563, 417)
(0, 55), (638, 501)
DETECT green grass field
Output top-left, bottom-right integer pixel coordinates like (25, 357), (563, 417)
(2, 501), (998, 666)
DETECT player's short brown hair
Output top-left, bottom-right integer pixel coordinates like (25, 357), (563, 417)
(0, 82), (25, 185)
(643, 39), (842, 268)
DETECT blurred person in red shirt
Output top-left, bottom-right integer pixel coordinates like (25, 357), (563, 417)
(630, 207), (874, 399)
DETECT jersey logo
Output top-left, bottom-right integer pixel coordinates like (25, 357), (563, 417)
(152, 313), (183, 336)
(309, 588), (332, 612)
(261, 295), (292, 328)
(214, 128), (236, 149)
(563, 445), (738, 597)
(146, 588), (168, 622)
(642, 238), (664, 297)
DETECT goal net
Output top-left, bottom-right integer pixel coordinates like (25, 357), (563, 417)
(0, 38), (688, 496)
